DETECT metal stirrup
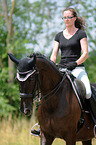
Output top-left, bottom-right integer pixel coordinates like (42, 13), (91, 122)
(30, 123), (40, 137)
(93, 124), (96, 138)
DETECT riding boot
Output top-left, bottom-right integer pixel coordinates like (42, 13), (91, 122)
(86, 96), (96, 124)
(86, 96), (96, 138)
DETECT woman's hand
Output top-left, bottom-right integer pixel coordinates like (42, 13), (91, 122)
(66, 61), (77, 71)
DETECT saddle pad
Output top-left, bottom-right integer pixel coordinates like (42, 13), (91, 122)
(65, 71), (86, 110)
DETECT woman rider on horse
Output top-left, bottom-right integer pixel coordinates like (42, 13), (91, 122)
(31, 8), (96, 136)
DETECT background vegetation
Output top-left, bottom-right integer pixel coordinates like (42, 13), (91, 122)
(0, 0), (96, 144)
(0, 115), (96, 145)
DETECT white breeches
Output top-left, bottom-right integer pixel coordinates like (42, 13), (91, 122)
(71, 67), (91, 99)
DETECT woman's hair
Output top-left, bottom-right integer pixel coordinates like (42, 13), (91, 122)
(63, 8), (86, 31)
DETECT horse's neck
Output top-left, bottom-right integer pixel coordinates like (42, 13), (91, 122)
(36, 57), (62, 94)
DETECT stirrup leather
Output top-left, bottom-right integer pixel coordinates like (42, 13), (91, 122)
(93, 125), (96, 138)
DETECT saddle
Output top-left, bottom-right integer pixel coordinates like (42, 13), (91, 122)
(60, 69), (96, 110)
(67, 72), (96, 111)
(67, 73), (86, 107)
(91, 83), (96, 99)
(60, 69), (96, 133)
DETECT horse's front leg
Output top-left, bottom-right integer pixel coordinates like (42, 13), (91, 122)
(66, 139), (76, 145)
(65, 131), (76, 145)
(41, 132), (54, 145)
(82, 139), (92, 145)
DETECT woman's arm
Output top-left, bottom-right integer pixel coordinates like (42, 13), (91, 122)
(76, 37), (88, 65)
(50, 41), (59, 63)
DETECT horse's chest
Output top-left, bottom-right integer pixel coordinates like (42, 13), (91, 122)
(38, 110), (69, 135)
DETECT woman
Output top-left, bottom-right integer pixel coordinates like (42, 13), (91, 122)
(50, 8), (91, 99)
(31, 8), (96, 137)
(50, 8), (96, 123)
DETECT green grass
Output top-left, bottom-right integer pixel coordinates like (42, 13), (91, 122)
(0, 115), (96, 145)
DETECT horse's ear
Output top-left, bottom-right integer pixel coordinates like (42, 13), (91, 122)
(8, 53), (20, 65)
(28, 54), (36, 67)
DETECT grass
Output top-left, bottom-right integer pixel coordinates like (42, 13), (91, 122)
(0, 114), (96, 145)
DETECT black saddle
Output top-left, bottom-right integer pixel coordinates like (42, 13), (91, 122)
(65, 71), (96, 133)
(91, 83), (96, 99)
(60, 69), (96, 110)
(71, 75), (96, 111)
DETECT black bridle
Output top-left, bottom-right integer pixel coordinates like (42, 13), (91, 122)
(17, 66), (40, 99)
(17, 66), (66, 107)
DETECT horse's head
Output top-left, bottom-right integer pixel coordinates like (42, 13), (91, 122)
(8, 53), (38, 116)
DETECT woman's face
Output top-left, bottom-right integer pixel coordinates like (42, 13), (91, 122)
(63, 10), (77, 27)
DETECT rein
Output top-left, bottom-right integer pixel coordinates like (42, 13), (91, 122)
(38, 75), (66, 107)
(17, 66), (66, 107)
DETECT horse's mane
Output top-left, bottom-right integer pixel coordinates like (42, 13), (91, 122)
(29, 53), (62, 76)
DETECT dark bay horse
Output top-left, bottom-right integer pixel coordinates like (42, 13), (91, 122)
(8, 53), (95, 145)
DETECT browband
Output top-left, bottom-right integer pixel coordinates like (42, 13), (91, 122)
(16, 69), (36, 82)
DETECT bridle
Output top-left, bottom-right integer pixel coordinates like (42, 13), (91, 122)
(17, 66), (40, 99)
(17, 65), (66, 106)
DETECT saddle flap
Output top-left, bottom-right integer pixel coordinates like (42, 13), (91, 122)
(65, 71), (86, 104)
(74, 78), (86, 102)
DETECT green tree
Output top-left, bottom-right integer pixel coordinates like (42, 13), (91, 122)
(0, 0), (57, 117)
(85, 50), (96, 83)
(0, 0), (95, 117)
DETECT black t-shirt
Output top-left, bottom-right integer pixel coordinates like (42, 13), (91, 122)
(55, 29), (87, 66)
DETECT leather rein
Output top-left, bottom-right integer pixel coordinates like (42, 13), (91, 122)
(17, 66), (66, 106)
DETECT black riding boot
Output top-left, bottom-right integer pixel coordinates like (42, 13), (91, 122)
(86, 96), (96, 137)
(86, 96), (96, 123)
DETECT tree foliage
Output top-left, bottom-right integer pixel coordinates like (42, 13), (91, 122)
(0, 0), (57, 117)
(0, 0), (95, 117)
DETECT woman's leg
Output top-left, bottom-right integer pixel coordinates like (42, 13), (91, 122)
(72, 67), (96, 127)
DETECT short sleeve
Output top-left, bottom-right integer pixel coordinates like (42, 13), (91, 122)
(54, 32), (62, 42)
(78, 30), (87, 40)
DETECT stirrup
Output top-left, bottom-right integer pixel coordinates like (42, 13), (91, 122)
(30, 123), (41, 137)
(93, 124), (96, 138)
